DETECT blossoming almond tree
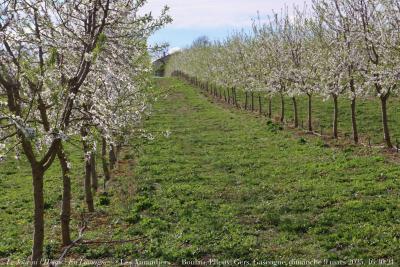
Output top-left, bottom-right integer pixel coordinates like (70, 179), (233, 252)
(353, 0), (400, 148)
(266, 12), (295, 124)
(314, 0), (368, 143)
(314, 27), (348, 138)
(250, 25), (276, 118)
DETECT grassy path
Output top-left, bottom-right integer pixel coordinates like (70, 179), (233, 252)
(125, 78), (400, 263)
(1, 77), (399, 264)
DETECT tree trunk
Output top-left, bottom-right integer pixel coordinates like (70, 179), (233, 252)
(380, 95), (393, 148)
(350, 78), (359, 144)
(280, 93), (285, 123)
(102, 137), (111, 183)
(91, 151), (98, 191)
(109, 144), (117, 170)
(227, 89), (231, 104)
(268, 97), (272, 119)
(251, 92), (254, 112)
(233, 88), (237, 107)
(31, 165), (45, 267)
(84, 155), (94, 212)
(333, 95), (339, 139)
(292, 97), (298, 128)
(81, 128), (94, 212)
(259, 94), (262, 115)
(351, 98), (358, 144)
(307, 93), (313, 132)
(57, 145), (72, 247)
(113, 144), (118, 162)
(109, 147), (114, 170)
(245, 92), (248, 110)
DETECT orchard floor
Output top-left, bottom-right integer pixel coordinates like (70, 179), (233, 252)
(1, 77), (400, 265)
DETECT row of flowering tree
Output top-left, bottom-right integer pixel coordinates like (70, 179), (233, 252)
(0, 0), (170, 265)
(166, 0), (400, 148)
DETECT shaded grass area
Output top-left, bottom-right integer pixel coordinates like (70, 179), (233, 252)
(233, 90), (400, 145)
(0, 77), (399, 264)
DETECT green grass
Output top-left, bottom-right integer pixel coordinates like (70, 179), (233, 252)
(1, 77), (400, 265)
(232, 89), (400, 145)
(122, 78), (400, 263)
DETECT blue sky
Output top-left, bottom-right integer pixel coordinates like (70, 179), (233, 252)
(144, 0), (312, 53)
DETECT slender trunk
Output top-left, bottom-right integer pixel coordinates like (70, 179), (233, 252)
(268, 97), (272, 119)
(380, 95), (392, 148)
(109, 144), (117, 170)
(233, 88), (237, 107)
(84, 154), (94, 212)
(280, 93), (285, 123)
(224, 90), (227, 102)
(333, 95), (339, 139)
(251, 92), (254, 112)
(307, 93), (313, 132)
(81, 128), (94, 212)
(109, 146), (115, 170)
(292, 97), (298, 128)
(227, 89), (231, 104)
(350, 78), (359, 144)
(351, 98), (358, 144)
(102, 137), (111, 183)
(57, 145), (72, 247)
(113, 144), (118, 162)
(245, 92), (248, 110)
(259, 94), (262, 115)
(91, 151), (98, 191)
(31, 165), (44, 267)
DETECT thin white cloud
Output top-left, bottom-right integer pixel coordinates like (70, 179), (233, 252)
(144, 0), (311, 29)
